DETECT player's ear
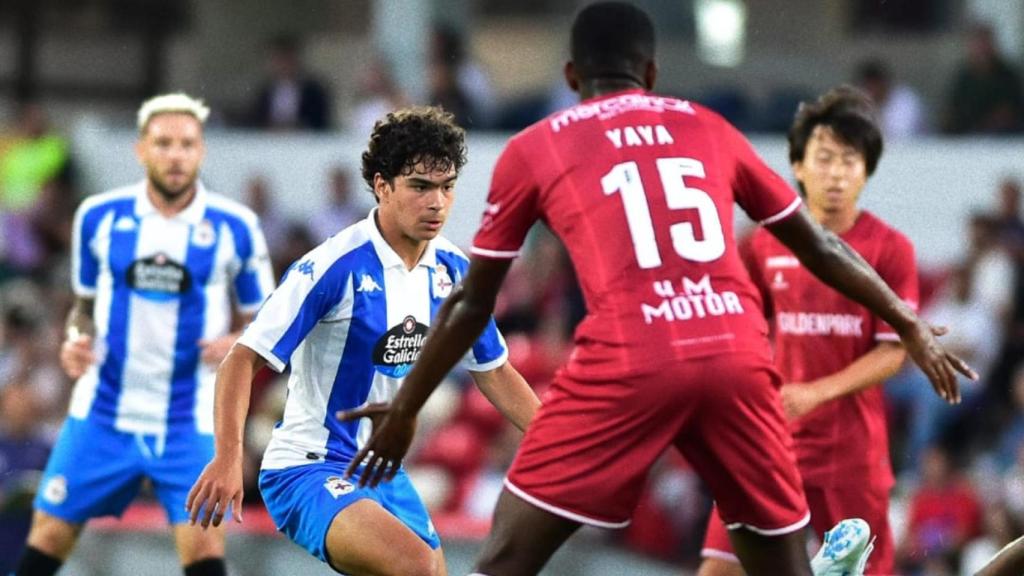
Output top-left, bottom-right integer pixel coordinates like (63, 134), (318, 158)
(372, 173), (388, 203)
(564, 61), (579, 93)
(643, 60), (657, 90)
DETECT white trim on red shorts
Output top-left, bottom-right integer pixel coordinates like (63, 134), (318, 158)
(503, 478), (631, 529)
(700, 548), (740, 564)
(875, 332), (900, 342)
(725, 511), (810, 536)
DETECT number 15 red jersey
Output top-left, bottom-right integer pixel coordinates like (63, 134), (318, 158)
(472, 89), (802, 380)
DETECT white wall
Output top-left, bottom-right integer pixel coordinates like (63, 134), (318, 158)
(71, 122), (1018, 269)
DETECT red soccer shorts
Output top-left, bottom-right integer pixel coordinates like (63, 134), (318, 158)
(505, 352), (808, 532)
(702, 484), (894, 575)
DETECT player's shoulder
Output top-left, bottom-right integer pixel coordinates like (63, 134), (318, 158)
(859, 210), (914, 250)
(315, 217), (378, 266)
(431, 236), (470, 270)
(78, 182), (139, 215)
(204, 190), (260, 227)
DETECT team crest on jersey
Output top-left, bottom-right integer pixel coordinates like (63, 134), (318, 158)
(128, 252), (192, 301)
(42, 475), (68, 505)
(372, 315), (428, 378)
(323, 476), (355, 499)
(771, 270), (789, 290)
(432, 264), (453, 298)
(191, 219), (216, 248)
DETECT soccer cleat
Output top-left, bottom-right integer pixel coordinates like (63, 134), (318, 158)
(810, 518), (876, 576)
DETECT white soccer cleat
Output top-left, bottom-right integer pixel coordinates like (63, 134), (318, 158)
(810, 518), (876, 576)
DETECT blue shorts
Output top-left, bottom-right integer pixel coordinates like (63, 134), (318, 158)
(259, 462), (440, 564)
(34, 417), (214, 525)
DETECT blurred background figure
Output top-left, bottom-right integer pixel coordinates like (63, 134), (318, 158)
(0, 381), (52, 575)
(347, 56), (410, 140)
(896, 444), (983, 575)
(943, 23), (1024, 134)
(855, 57), (930, 138)
(308, 166), (361, 242)
(0, 102), (75, 278)
(250, 35), (332, 131)
(429, 23), (496, 129)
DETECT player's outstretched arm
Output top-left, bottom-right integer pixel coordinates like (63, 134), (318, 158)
(340, 256), (514, 487)
(186, 343), (266, 528)
(470, 362), (540, 432)
(766, 208), (976, 403)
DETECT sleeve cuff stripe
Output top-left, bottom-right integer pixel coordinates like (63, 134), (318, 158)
(758, 197), (803, 226)
(470, 246), (521, 259)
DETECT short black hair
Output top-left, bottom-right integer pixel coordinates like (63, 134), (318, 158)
(788, 85), (884, 177)
(570, 2), (655, 83)
(361, 106), (467, 200)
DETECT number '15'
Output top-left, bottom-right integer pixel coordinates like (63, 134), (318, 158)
(601, 158), (725, 268)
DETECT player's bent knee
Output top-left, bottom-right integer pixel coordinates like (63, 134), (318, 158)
(27, 511), (82, 559)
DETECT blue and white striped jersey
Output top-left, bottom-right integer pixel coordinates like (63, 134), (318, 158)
(69, 181), (275, 436)
(239, 210), (508, 470)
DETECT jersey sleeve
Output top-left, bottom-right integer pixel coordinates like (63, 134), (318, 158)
(470, 139), (541, 259)
(71, 201), (104, 297)
(459, 318), (509, 372)
(721, 118), (802, 225)
(236, 247), (349, 372)
(872, 232), (919, 342)
(231, 214), (276, 313)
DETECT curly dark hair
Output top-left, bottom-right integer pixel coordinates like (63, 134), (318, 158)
(788, 85), (883, 182)
(361, 106), (467, 200)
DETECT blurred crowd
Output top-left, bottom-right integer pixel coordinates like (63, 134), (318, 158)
(151, 22), (1024, 137)
(3, 18), (1024, 576)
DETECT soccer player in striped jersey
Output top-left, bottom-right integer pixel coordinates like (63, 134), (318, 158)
(15, 93), (275, 576)
(186, 106), (539, 576)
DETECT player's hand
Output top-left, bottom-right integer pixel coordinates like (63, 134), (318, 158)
(779, 383), (825, 420)
(199, 335), (236, 366)
(186, 455), (244, 529)
(60, 330), (96, 379)
(901, 322), (977, 404)
(336, 404), (415, 488)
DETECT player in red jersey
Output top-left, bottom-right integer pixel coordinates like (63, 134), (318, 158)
(342, 4), (974, 575)
(698, 87), (913, 576)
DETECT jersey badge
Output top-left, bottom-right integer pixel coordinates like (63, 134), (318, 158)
(191, 219), (216, 248)
(323, 476), (355, 498)
(772, 270), (789, 290)
(42, 474), (68, 505)
(432, 264), (453, 298)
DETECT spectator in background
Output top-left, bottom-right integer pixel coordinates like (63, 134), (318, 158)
(251, 36), (332, 131)
(242, 174), (288, 254)
(429, 24), (496, 128)
(0, 382), (52, 575)
(944, 23), (1024, 134)
(885, 264), (1001, 471)
(0, 102), (74, 277)
(348, 56), (409, 140)
(308, 166), (361, 242)
(856, 58), (929, 138)
(897, 444), (983, 574)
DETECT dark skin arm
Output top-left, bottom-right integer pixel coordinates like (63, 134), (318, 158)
(342, 256), (512, 487)
(768, 208), (976, 401)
